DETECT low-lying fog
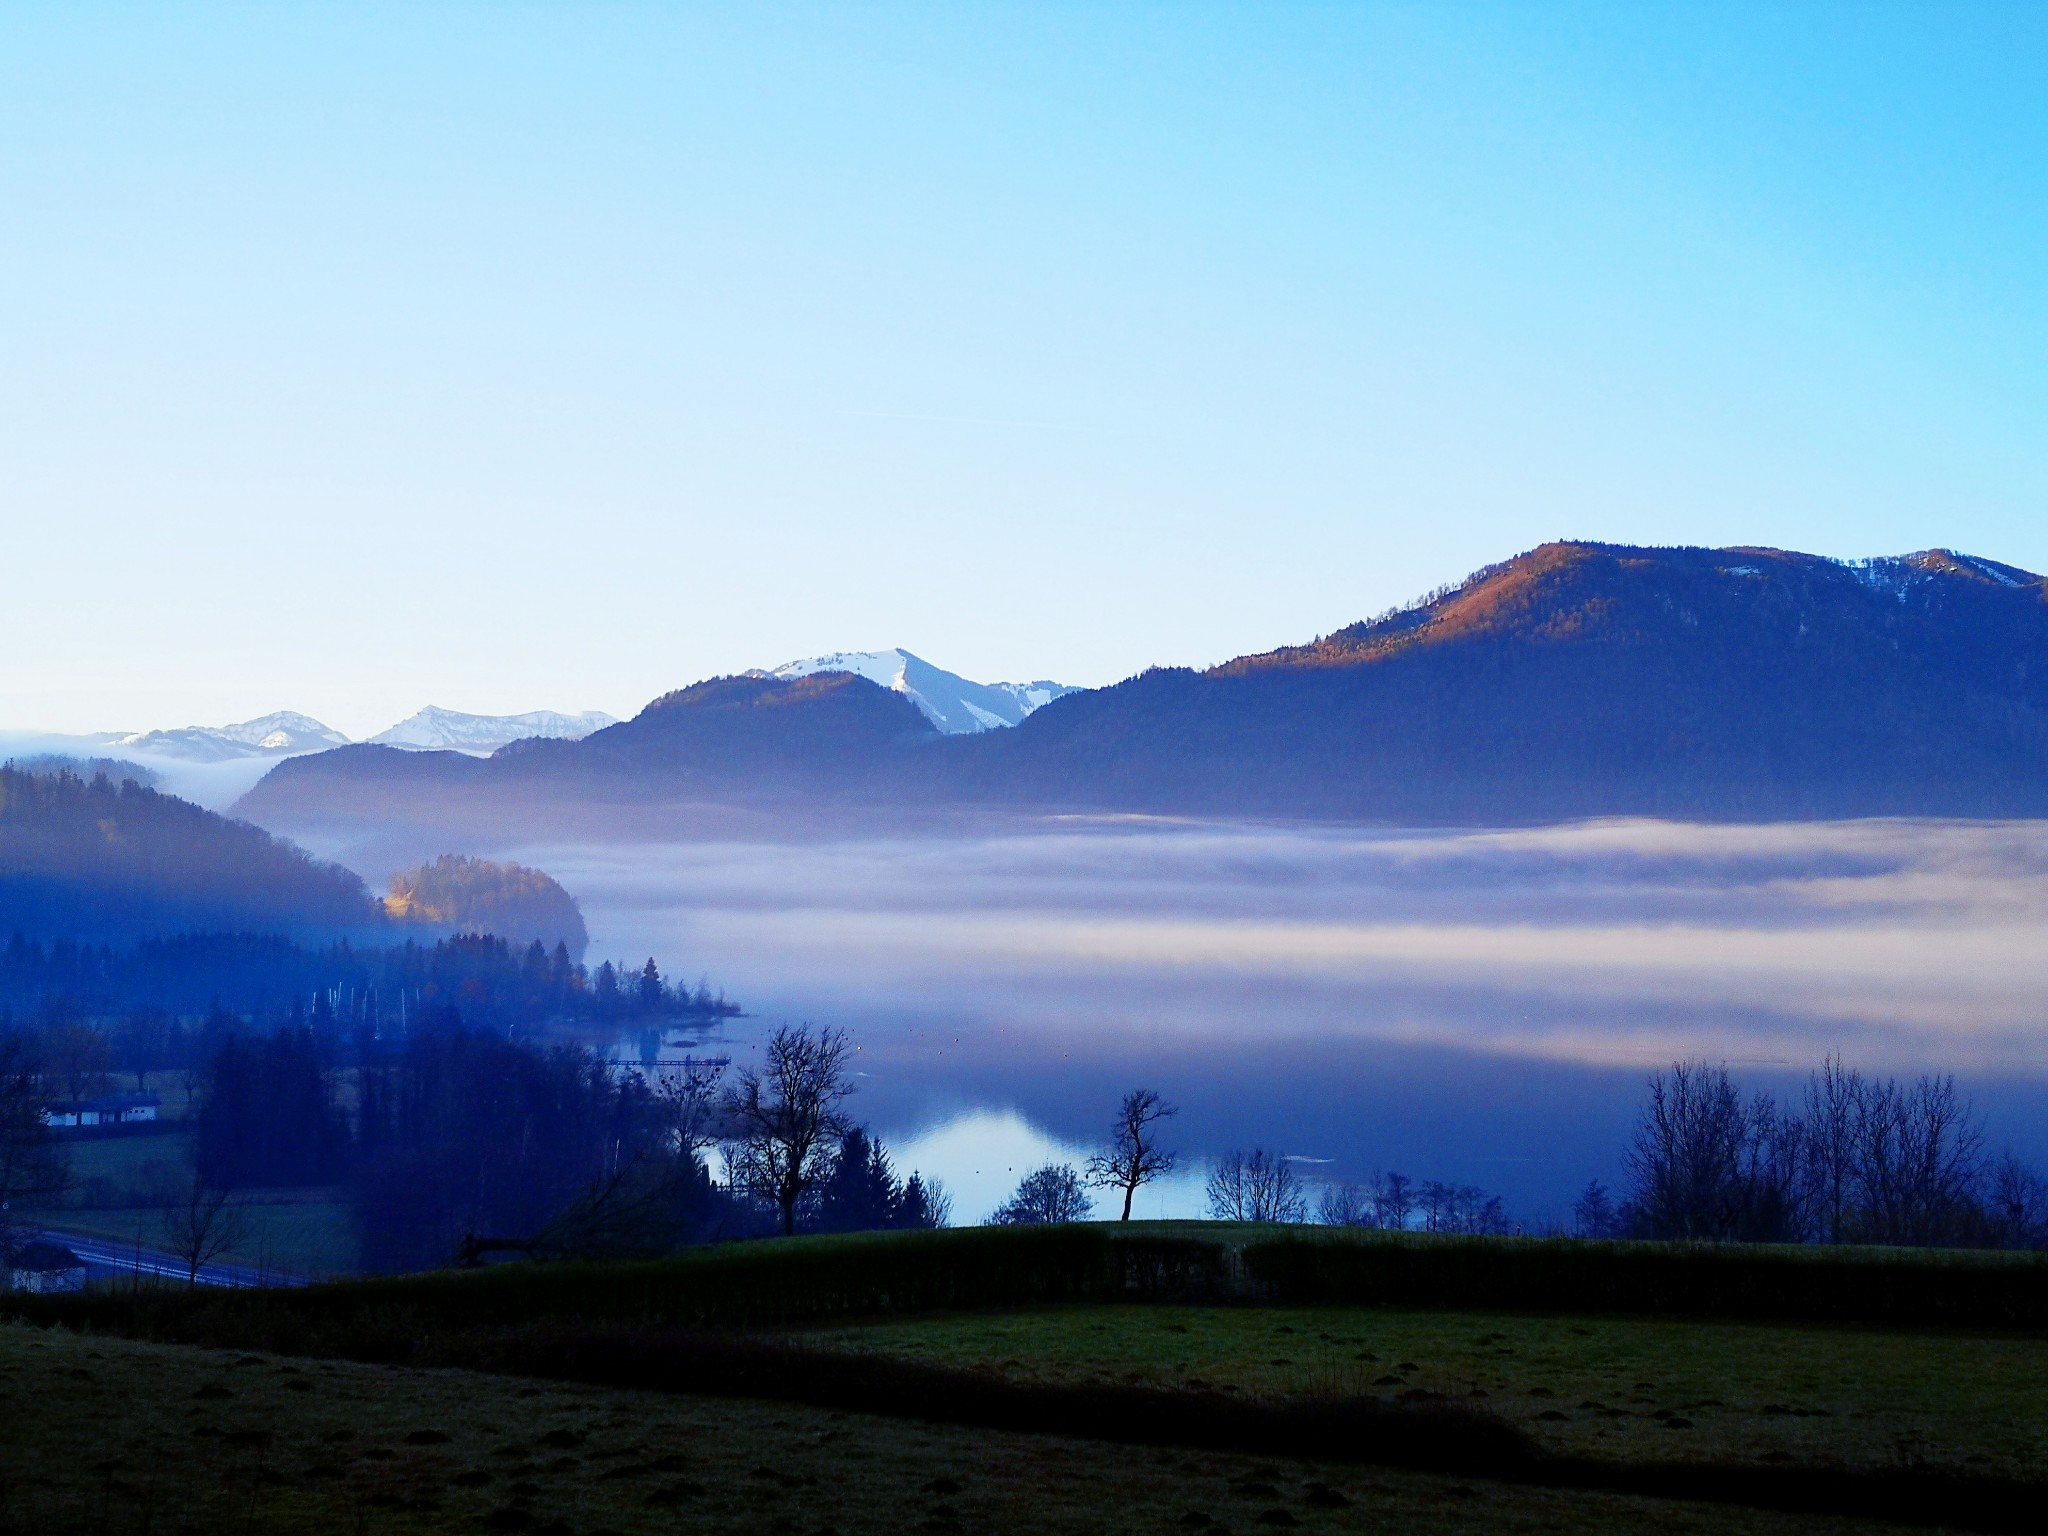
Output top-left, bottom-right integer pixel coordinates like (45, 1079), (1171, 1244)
(511, 817), (2048, 1225)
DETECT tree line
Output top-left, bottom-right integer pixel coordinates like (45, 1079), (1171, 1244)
(0, 932), (738, 1095)
(17, 1013), (2042, 1284)
(981, 1088), (1513, 1234)
(1586, 1057), (2048, 1249)
(978, 1057), (2045, 1251)
(194, 1018), (947, 1271)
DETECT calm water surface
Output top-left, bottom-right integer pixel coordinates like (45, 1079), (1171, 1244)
(535, 817), (2048, 1224)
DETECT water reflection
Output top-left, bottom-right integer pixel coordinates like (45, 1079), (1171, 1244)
(533, 817), (2048, 1223)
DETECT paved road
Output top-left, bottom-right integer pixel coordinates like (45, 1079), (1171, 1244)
(38, 1229), (308, 1289)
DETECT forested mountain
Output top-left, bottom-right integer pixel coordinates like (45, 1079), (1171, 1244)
(238, 543), (2048, 828)
(0, 767), (385, 944)
(4, 753), (159, 788)
(242, 671), (931, 816)
(941, 543), (2048, 820)
(386, 854), (588, 957)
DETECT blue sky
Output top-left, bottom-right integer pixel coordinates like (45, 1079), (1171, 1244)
(5, 3), (2045, 736)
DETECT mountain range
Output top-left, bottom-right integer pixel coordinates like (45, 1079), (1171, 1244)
(367, 706), (620, 754)
(4, 663), (1072, 812)
(1, 705), (618, 808)
(762, 649), (1078, 733)
(110, 709), (351, 760)
(237, 542), (2048, 833)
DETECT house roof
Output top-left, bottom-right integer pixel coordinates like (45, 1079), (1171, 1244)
(5, 1240), (85, 1272)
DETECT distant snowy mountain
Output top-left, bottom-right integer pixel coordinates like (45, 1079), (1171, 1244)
(2, 703), (615, 808)
(110, 711), (349, 762)
(0, 712), (352, 809)
(762, 649), (1080, 734)
(237, 543), (2048, 831)
(369, 706), (619, 755)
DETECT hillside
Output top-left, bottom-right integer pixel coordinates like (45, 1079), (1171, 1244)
(0, 766), (385, 944)
(237, 542), (2048, 829)
(240, 670), (936, 827)
(940, 543), (2048, 820)
(386, 853), (589, 955)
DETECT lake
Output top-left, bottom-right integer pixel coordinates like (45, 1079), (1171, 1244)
(529, 816), (2048, 1226)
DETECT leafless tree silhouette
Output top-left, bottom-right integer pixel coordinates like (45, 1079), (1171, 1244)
(1087, 1088), (1177, 1221)
(1206, 1147), (1307, 1223)
(160, 1177), (250, 1285)
(721, 1025), (855, 1236)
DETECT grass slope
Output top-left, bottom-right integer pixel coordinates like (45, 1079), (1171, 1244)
(11, 1225), (2047, 1531)
(56, 1126), (359, 1278)
(809, 1303), (2048, 1479)
(0, 1322), (1936, 1536)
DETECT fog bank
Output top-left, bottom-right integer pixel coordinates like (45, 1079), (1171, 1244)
(529, 817), (2048, 1220)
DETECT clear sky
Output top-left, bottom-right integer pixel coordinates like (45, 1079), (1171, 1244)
(4, 3), (2045, 738)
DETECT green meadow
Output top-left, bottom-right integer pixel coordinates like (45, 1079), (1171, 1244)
(0, 1322), (1945, 1536)
(6, 1223), (2041, 1533)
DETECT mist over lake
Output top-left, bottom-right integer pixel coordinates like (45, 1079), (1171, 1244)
(507, 817), (2048, 1224)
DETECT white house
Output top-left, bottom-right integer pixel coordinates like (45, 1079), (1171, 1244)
(3, 1240), (87, 1294)
(43, 1092), (161, 1129)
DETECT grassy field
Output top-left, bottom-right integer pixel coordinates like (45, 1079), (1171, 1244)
(48, 1198), (359, 1280)
(10, 1224), (2045, 1532)
(0, 1321), (1951, 1536)
(807, 1303), (2047, 1479)
(63, 1128), (193, 1190)
(52, 1125), (360, 1277)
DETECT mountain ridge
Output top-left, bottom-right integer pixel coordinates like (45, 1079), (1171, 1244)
(235, 540), (2048, 831)
(111, 710), (349, 761)
(761, 648), (1080, 733)
(0, 763), (386, 945)
(370, 705), (619, 755)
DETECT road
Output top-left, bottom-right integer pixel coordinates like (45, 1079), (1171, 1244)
(37, 1229), (308, 1289)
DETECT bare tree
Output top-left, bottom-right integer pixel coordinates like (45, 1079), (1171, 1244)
(991, 1163), (1092, 1225)
(1370, 1170), (1415, 1231)
(1802, 1055), (1865, 1244)
(160, 1177), (250, 1285)
(1318, 1172), (1428, 1231)
(1734, 1093), (1808, 1243)
(1, 1035), (69, 1263)
(1624, 1061), (1753, 1239)
(1572, 1179), (1619, 1238)
(1856, 1074), (1983, 1247)
(1987, 1152), (2048, 1250)
(1086, 1088), (1178, 1221)
(652, 1057), (724, 1160)
(721, 1025), (855, 1236)
(1205, 1148), (1307, 1223)
(1316, 1181), (1368, 1227)
(1414, 1181), (1512, 1236)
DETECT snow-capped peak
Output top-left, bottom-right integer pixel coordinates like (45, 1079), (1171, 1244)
(109, 711), (350, 761)
(759, 649), (1081, 734)
(1844, 549), (2043, 603)
(369, 706), (619, 755)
